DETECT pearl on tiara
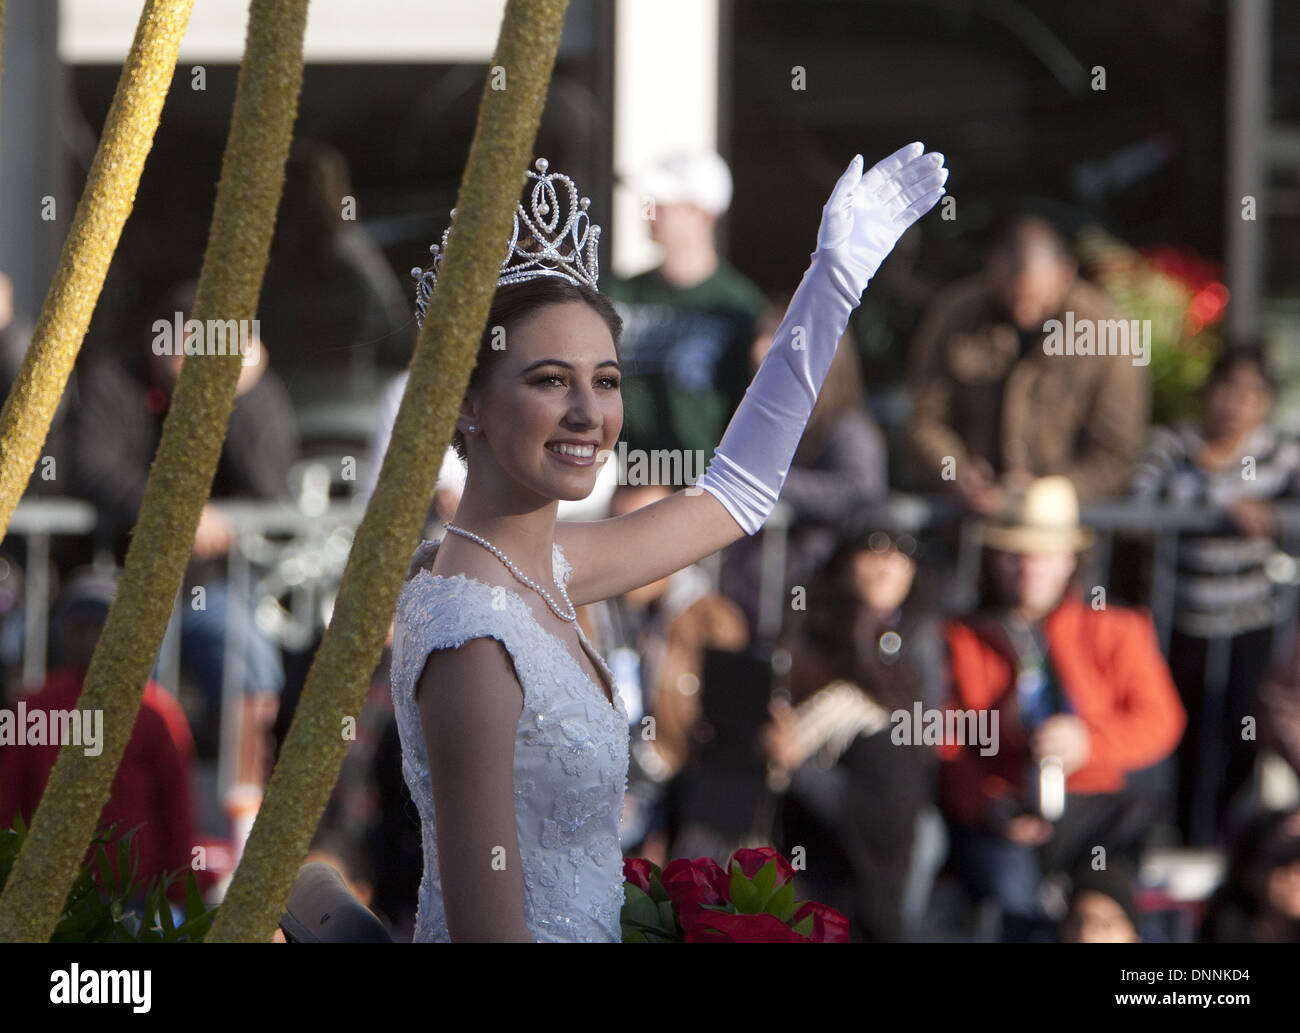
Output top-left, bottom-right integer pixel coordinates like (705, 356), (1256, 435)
(412, 157), (601, 328)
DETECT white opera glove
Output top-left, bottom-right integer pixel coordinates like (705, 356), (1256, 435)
(695, 142), (948, 535)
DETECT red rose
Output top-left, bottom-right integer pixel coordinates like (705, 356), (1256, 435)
(791, 901), (851, 943)
(661, 858), (728, 930)
(728, 847), (795, 887)
(622, 857), (656, 894)
(662, 857), (728, 898)
(690, 856), (731, 899)
(685, 912), (810, 943)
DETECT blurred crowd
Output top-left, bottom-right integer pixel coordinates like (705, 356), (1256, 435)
(1, 144), (1299, 943)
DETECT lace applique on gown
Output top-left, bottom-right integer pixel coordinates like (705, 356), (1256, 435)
(390, 540), (629, 942)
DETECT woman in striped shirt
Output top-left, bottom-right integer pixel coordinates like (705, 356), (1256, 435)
(1131, 345), (1300, 843)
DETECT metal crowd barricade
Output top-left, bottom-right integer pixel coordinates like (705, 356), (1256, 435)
(8, 491), (1300, 841)
(202, 494), (366, 800)
(819, 495), (1300, 648)
(755, 495), (1300, 845)
(1075, 500), (1300, 843)
(5, 493), (364, 792)
(6, 497), (98, 688)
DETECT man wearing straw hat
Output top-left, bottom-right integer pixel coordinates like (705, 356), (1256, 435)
(935, 476), (1185, 941)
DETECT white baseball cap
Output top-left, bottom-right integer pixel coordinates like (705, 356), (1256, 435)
(631, 151), (733, 217)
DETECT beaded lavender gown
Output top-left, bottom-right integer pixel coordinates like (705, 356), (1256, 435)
(389, 539), (629, 942)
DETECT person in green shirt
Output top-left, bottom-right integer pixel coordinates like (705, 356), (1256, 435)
(604, 152), (766, 470)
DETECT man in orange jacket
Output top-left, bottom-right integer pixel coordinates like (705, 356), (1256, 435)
(937, 477), (1185, 941)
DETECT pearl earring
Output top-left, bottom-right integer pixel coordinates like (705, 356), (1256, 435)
(466, 424), (476, 433)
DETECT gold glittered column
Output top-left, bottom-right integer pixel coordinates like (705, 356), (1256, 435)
(0, 0), (309, 942)
(206, 0), (572, 942)
(0, 0), (193, 537)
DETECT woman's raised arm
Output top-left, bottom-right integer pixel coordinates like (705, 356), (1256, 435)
(558, 143), (947, 607)
(556, 486), (746, 607)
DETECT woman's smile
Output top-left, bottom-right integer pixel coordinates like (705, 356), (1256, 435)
(545, 439), (599, 466)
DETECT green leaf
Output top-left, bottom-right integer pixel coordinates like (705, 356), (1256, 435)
(623, 916), (676, 936)
(116, 835), (131, 897)
(158, 885), (176, 937)
(752, 860), (777, 903)
(175, 905), (216, 943)
(729, 862), (762, 915)
(116, 824), (147, 900)
(647, 870), (671, 905)
(622, 883), (662, 930)
(18, 820), (220, 943)
(766, 881), (798, 923)
(94, 845), (115, 896)
(137, 923), (163, 944)
(184, 869), (204, 921)
(656, 898), (677, 932)
(792, 913), (814, 938)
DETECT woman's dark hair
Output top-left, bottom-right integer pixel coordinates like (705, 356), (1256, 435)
(1203, 809), (1300, 942)
(794, 532), (925, 712)
(447, 276), (623, 462)
(1201, 341), (1279, 396)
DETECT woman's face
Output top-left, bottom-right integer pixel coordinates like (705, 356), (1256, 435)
(1203, 361), (1273, 444)
(850, 547), (916, 614)
(460, 300), (622, 502)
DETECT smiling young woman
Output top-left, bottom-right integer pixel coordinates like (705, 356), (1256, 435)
(390, 150), (947, 941)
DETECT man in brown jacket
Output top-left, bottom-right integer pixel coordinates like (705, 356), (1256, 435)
(907, 215), (1149, 513)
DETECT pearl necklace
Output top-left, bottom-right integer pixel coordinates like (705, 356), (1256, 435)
(443, 523), (577, 623)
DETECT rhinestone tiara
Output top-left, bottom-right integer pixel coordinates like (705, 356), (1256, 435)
(412, 157), (601, 328)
